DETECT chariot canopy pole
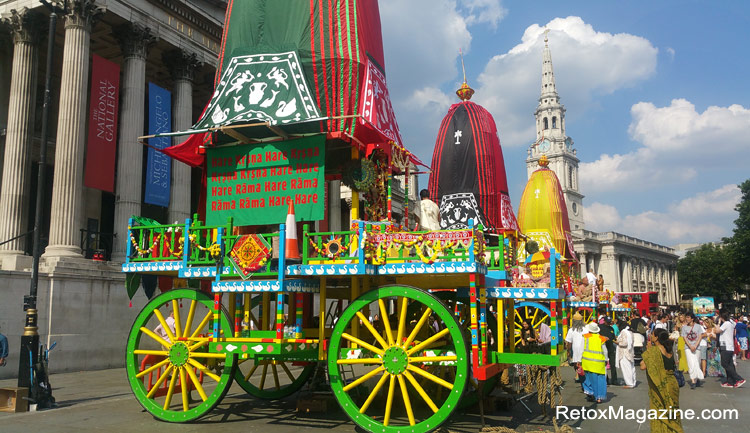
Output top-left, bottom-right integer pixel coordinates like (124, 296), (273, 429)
(19, 0), (60, 393)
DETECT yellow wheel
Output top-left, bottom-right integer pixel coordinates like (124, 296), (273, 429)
(514, 302), (550, 347)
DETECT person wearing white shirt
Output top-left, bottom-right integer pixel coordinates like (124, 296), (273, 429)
(585, 269), (596, 287)
(418, 189), (440, 231)
(616, 321), (636, 388)
(699, 321), (708, 377)
(565, 312), (586, 384)
(715, 312), (745, 388)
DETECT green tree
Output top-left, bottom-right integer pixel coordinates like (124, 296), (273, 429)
(724, 179), (750, 287)
(677, 243), (738, 302)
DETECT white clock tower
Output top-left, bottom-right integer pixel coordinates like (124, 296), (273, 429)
(526, 33), (585, 231)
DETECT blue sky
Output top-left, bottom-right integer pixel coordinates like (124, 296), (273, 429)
(378, 0), (749, 247)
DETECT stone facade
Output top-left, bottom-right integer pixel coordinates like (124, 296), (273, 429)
(0, 0), (226, 376)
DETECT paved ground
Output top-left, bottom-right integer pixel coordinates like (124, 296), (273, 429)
(1, 360), (748, 432)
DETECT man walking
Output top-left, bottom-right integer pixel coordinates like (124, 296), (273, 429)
(616, 320), (636, 388)
(681, 313), (705, 389)
(599, 317), (618, 386)
(715, 312), (745, 388)
(582, 322), (608, 403)
(565, 312), (586, 384)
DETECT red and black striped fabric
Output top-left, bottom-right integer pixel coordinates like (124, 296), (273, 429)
(428, 101), (519, 232)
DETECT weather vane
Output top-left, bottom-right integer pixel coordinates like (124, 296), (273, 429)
(459, 48), (467, 84)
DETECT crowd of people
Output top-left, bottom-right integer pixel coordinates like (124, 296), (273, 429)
(565, 312), (750, 402)
(562, 308), (747, 429)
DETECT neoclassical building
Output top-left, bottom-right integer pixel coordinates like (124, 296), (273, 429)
(0, 0), (225, 377)
(525, 37), (679, 305)
(0, 0), (224, 268)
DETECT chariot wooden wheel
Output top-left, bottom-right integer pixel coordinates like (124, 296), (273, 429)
(126, 289), (236, 422)
(514, 301), (551, 347)
(328, 286), (468, 432)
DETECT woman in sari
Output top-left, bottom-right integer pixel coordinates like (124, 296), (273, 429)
(641, 328), (683, 433)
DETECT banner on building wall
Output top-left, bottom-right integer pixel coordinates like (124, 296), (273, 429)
(205, 135), (325, 226)
(144, 83), (172, 207)
(83, 54), (120, 192)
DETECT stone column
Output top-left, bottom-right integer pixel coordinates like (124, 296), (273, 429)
(111, 24), (154, 261)
(164, 50), (199, 224)
(44, 0), (101, 258)
(609, 253), (620, 292)
(579, 252), (587, 277)
(329, 180), (341, 231)
(0, 9), (43, 264)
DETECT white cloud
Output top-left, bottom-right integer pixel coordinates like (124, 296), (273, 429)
(459, 0), (507, 28)
(475, 16), (658, 147)
(580, 99), (750, 194)
(380, 0), (476, 160)
(584, 184), (740, 244)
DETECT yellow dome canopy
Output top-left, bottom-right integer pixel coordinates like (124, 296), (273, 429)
(518, 164), (575, 260)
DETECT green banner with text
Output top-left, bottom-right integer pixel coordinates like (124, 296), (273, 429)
(206, 135), (325, 226)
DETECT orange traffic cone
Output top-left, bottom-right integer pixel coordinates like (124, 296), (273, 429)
(285, 200), (300, 260)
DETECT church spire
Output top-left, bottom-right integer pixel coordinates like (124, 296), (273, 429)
(540, 29), (559, 103)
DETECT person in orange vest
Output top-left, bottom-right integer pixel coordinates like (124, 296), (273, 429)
(582, 322), (608, 403)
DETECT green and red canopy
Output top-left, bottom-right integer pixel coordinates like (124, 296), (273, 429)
(163, 0), (406, 167)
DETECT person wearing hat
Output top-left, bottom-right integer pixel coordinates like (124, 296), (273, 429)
(565, 312), (586, 384)
(582, 322), (609, 403)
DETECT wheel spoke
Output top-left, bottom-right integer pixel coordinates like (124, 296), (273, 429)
(272, 364), (281, 390)
(336, 358), (383, 365)
(359, 371), (389, 414)
(397, 375), (415, 426)
(189, 341), (207, 352)
(244, 362), (260, 382)
(356, 311), (389, 349)
(185, 365), (208, 401)
(183, 300), (197, 338)
(259, 363), (269, 390)
(407, 328), (450, 355)
(146, 364), (174, 399)
(172, 300), (183, 338)
(136, 358), (171, 379)
(396, 296), (408, 345)
(190, 311), (213, 339)
(187, 358), (222, 382)
(179, 367), (190, 411)
(341, 333), (385, 356)
(343, 366), (385, 392)
(403, 307), (432, 348)
(384, 374), (396, 427)
(134, 349), (168, 356)
(407, 364), (453, 389)
(153, 309), (176, 343)
(280, 362), (295, 383)
(140, 326), (171, 349)
(161, 366), (178, 408)
(403, 370), (438, 413)
(409, 355), (457, 363)
(378, 299), (395, 345)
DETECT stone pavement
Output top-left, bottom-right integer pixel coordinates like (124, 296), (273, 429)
(1, 360), (748, 433)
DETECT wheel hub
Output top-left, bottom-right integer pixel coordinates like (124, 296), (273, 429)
(382, 346), (408, 375)
(169, 341), (190, 367)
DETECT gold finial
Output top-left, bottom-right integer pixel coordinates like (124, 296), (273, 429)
(544, 28), (550, 44)
(456, 48), (475, 101)
(539, 154), (549, 167)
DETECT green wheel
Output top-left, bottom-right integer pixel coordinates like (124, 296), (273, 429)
(126, 289), (236, 422)
(232, 294), (316, 399)
(328, 286), (468, 433)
